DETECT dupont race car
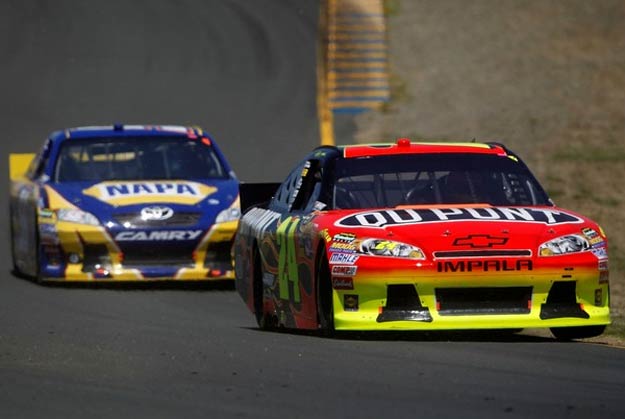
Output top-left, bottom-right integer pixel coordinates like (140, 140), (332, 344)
(9, 125), (240, 282)
(233, 139), (610, 339)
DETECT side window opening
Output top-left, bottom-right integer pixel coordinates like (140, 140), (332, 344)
(290, 160), (322, 212)
(28, 139), (52, 180)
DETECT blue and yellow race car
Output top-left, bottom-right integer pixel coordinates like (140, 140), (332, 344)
(9, 124), (240, 282)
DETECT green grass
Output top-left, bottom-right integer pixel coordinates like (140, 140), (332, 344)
(383, 0), (401, 16)
(553, 147), (625, 162)
(605, 315), (625, 339)
(595, 197), (621, 207)
(380, 73), (410, 113)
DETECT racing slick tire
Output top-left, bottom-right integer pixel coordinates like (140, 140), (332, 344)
(252, 247), (274, 330)
(550, 325), (607, 341)
(316, 250), (335, 336)
(34, 234), (44, 284)
(32, 212), (44, 284)
(9, 205), (21, 276)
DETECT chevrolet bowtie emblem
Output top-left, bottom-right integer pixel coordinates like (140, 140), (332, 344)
(453, 235), (508, 248)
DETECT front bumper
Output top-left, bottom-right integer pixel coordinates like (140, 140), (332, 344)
(38, 218), (238, 282)
(331, 258), (610, 331)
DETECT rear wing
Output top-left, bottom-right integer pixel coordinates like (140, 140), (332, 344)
(9, 153), (36, 181)
(239, 182), (281, 213)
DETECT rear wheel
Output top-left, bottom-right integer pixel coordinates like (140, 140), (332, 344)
(9, 204), (20, 275)
(252, 247), (273, 330)
(316, 251), (334, 336)
(550, 325), (606, 341)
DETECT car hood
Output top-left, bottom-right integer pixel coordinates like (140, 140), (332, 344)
(321, 205), (602, 254)
(46, 179), (239, 225)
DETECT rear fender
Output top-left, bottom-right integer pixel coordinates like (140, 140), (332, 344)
(9, 153), (36, 181)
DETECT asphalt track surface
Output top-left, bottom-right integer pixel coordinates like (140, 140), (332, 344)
(1, 1), (624, 418)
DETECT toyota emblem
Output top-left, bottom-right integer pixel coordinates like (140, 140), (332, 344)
(140, 206), (174, 221)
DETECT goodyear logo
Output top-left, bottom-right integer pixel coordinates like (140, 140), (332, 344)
(83, 181), (217, 206)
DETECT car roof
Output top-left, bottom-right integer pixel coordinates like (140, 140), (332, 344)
(49, 124), (207, 142)
(337, 138), (510, 158)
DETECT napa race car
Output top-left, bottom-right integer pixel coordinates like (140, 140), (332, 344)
(233, 139), (610, 339)
(9, 124), (240, 282)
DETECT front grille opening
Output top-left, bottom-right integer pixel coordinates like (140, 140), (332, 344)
(540, 281), (589, 320)
(122, 246), (194, 267)
(434, 250), (532, 258)
(82, 244), (111, 272)
(43, 244), (63, 266)
(113, 212), (201, 228)
(386, 284), (422, 309)
(436, 287), (532, 316)
(377, 284), (432, 323)
(204, 241), (234, 275)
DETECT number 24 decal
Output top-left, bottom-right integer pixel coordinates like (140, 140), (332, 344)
(277, 216), (301, 303)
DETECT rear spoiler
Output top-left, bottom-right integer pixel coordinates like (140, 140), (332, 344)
(239, 182), (281, 213)
(9, 153), (36, 181)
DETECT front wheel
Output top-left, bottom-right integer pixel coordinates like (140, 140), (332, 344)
(550, 325), (607, 341)
(316, 250), (334, 336)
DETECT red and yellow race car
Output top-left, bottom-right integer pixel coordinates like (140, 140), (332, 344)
(233, 139), (610, 339)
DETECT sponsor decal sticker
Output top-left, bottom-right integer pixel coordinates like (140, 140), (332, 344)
(590, 237), (605, 247)
(115, 230), (203, 241)
(335, 207), (584, 228)
(329, 252), (359, 264)
(332, 265), (358, 277)
(329, 241), (357, 253)
(583, 228), (605, 246)
(595, 289), (603, 306)
(582, 227), (599, 240)
(598, 260), (609, 271)
(313, 201), (327, 211)
(38, 209), (55, 218)
(599, 271), (609, 284)
(320, 229), (332, 243)
(140, 206), (174, 221)
(332, 277), (354, 290)
(83, 181), (217, 205)
(343, 294), (359, 311)
(333, 232), (356, 243)
(591, 247), (608, 260)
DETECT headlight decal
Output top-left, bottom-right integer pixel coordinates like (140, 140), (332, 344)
(56, 208), (101, 226)
(357, 238), (425, 259)
(538, 234), (589, 256)
(215, 196), (241, 223)
(216, 207), (241, 223)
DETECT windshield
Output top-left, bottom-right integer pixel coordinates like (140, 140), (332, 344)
(332, 153), (551, 209)
(54, 137), (228, 182)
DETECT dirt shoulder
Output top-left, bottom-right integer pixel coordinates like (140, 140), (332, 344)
(353, 0), (625, 343)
